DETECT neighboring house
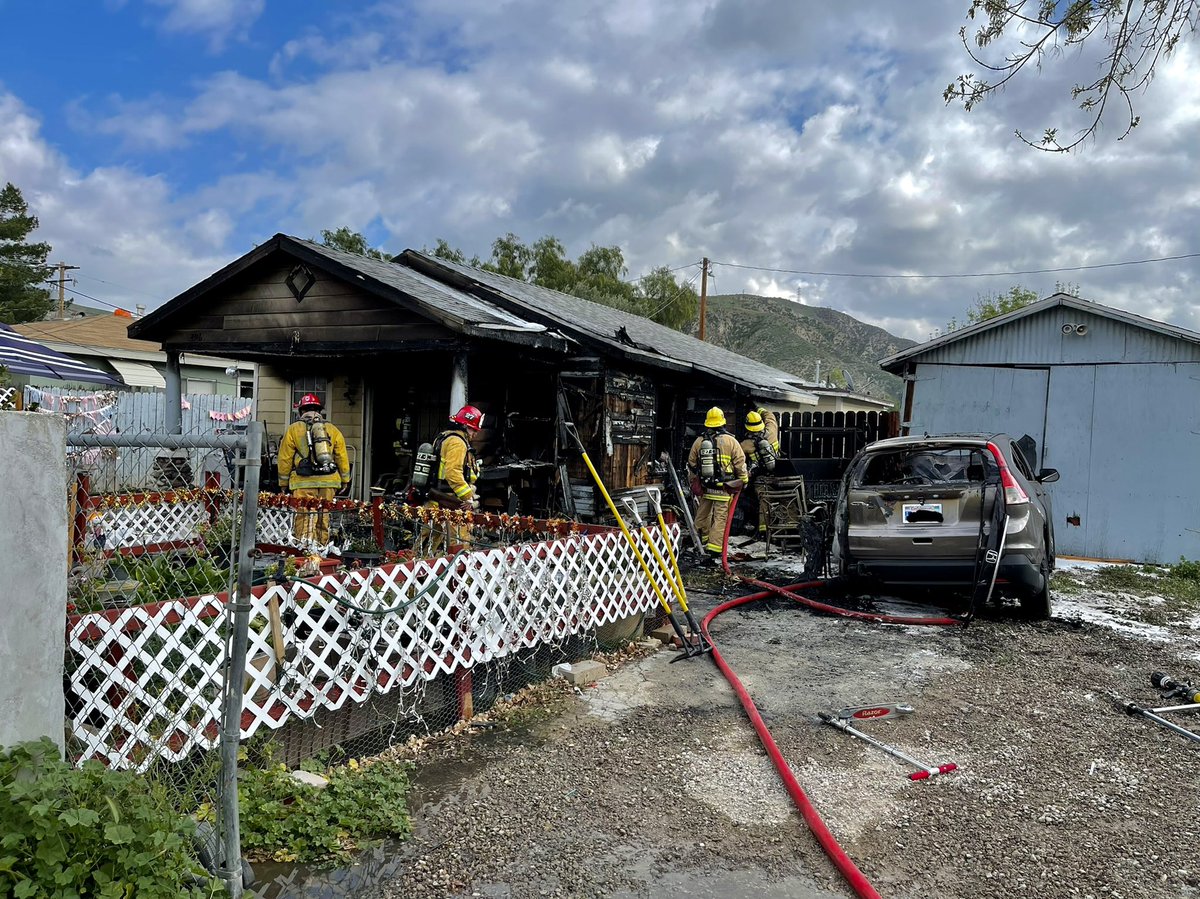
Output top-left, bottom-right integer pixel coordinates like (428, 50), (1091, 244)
(12, 312), (252, 396)
(129, 234), (817, 509)
(807, 386), (894, 414)
(879, 292), (1200, 563)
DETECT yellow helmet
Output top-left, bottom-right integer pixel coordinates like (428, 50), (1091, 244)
(745, 410), (765, 432)
(704, 406), (726, 428)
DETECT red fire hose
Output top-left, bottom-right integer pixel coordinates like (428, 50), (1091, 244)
(695, 488), (960, 899)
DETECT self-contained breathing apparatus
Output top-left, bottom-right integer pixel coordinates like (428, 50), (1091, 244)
(754, 435), (777, 474)
(411, 439), (438, 494)
(296, 416), (338, 476)
(409, 430), (476, 506)
(697, 432), (720, 488)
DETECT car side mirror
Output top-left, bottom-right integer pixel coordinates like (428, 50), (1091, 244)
(1037, 468), (1060, 483)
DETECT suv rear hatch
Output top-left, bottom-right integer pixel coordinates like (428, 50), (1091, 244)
(846, 445), (997, 578)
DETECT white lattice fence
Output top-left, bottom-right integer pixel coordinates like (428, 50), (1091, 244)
(66, 524), (679, 770)
(82, 497), (211, 550)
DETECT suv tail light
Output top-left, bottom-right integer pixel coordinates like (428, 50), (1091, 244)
(986, 441), (1029, 506)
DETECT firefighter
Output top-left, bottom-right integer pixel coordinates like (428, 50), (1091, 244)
(687, 406), (749, 557)
(741, 407), (781, 536)
(277, 393), (351, 549)
(417, 404), (484, 550)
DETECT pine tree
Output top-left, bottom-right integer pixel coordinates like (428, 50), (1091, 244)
(0, 183), (53, 324)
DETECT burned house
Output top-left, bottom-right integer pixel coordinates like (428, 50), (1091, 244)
(130, 234), (816, 517)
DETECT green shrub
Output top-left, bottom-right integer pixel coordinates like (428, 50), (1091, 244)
(0, 738), (223, 898)
(1168, 557), (1200, 582)
(237, 756), (412, 865)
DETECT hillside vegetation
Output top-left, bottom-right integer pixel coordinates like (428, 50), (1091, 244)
(689, 293), (916, 402)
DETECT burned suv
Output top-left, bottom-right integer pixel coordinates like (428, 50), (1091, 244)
(829, 434), (1058, 618)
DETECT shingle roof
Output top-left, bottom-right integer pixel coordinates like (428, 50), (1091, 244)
(14, 313), (159, 354)
(401, 250), (816, 404)
(288, 238), (545, 332)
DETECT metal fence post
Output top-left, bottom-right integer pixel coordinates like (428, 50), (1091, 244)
(218, 421), (263, 898)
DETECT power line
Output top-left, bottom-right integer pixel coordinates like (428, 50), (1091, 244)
(74, 272), (162, 301)
(710, 251), (1200, 281)
(624, 261), (701, 283)
(58, 284), (130, 312)
(644, 268), (701, 320)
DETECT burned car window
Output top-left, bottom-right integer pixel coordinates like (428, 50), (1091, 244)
(856, 448), (995, 487)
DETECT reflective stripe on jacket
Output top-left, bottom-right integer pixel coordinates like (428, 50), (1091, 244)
(436, 429), (480, 499)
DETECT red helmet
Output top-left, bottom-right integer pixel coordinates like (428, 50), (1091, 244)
(297, 393), (323, 411)
(451, 404), (484, 432)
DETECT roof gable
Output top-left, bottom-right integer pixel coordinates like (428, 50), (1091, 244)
(881, 294), (1200, 372)
(131, 234), (566, 352)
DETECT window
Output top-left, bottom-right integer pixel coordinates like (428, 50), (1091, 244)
(238, 380), (254, 400)
(291, 376), (328, 411)
(186, 378), (217, 395)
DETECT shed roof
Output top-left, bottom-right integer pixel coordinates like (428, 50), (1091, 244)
(880, 293), (1200, 373)
(400, 250), (816, 404)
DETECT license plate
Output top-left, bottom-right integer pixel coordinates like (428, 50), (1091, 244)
(903, 503), (942, 522)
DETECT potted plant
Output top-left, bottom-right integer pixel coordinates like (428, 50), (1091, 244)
(342, 534), (383, 569)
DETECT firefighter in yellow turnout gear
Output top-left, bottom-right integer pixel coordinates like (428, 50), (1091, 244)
(687, 407), (749, 556)
(741, 407), (780, 535)
(277, 393), (351, 547)
(420, 404), (484, 550)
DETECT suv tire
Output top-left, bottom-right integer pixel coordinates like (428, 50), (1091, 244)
(1021, 557), (1053, 620)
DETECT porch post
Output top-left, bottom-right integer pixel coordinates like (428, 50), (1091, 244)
(449, 351), (468, 415)
(165, 350), (182, 435)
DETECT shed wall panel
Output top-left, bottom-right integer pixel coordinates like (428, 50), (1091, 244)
(909, 365), (1048, 462)
(910, 359), (1200, 562)
(1040, 366), (1095, 557)
(1081, 363), (1200, 562)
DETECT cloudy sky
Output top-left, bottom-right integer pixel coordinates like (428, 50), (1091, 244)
(1, 0), (1196, 341)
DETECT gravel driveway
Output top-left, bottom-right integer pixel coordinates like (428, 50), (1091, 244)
(365, 563), (1200, 899)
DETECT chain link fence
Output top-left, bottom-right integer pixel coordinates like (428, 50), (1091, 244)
(54, 409), (677, 894)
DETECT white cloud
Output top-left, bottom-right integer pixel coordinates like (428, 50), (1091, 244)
(0, 93), (232, 308)
(145, 0), (264, 47)
(9, 0), (1200, 347)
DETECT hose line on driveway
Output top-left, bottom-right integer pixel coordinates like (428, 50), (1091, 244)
(695, 489), (960, 899)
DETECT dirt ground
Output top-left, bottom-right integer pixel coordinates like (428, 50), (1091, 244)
(362, 560), (1200, 899)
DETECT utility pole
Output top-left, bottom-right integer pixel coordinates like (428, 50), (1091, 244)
(698, 257), (710, 341)
(55, 263), (79, 320)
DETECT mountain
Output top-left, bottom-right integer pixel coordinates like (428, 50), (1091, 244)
(686, 293), (917, 403)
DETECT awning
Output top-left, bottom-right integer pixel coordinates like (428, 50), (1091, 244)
(0, 324), (121, 386)
(109, 359), (167, 389)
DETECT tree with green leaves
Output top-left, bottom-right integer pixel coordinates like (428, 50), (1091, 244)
(943, 281), (1082, 334)
(319, 226), (389, 261)
(0, 183), (53, 324)
(429, 233), (699, 331)
(945, 1), (1199, 151)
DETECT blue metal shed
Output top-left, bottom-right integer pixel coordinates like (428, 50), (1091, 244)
(880, 294), (1200, 563)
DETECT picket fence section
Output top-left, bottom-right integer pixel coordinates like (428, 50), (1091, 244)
(65, 515), (677, 771)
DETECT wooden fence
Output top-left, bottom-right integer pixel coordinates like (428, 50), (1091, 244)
(778, 410), (898, 460)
